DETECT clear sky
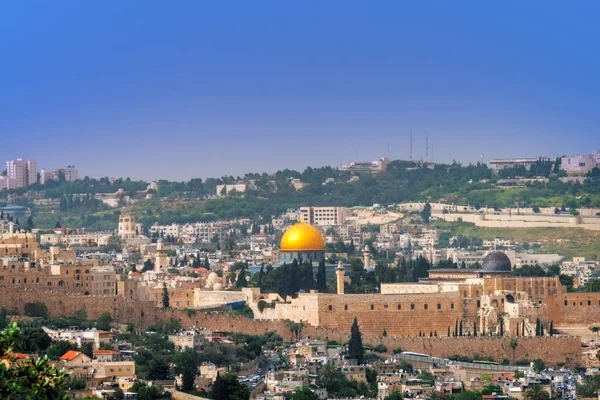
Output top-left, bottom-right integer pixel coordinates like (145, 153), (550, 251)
(1, 1), (599, 181)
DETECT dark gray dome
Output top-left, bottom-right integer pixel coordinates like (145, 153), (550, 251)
(482, 251), (512, 272)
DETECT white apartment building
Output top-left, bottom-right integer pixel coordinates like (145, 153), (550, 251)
(489, 157), (550, 172)
(149, 222), (228, 242)
(560, 152), (598, 175)
(482, 238), (514, 249)
(5, 158), (37, 188)
(299, 206), (347, 226)
(341, 156), (390, 174)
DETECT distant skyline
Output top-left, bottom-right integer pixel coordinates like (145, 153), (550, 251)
(1, 1), (599, 181)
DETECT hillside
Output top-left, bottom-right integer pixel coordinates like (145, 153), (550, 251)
(2, 159), (599, 230)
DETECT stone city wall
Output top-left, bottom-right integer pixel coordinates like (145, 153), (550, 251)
(437, 213), (600, 231)
(0, 288), (582, 365)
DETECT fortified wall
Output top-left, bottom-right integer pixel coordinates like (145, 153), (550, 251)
(0, 288), (583, 365)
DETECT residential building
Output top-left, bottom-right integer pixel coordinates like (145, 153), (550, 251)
(40, 165), (78, 184)
(5, 158), (37, 188)
(299, 207), (347, 226)
(341, 156), (389, 174)
(489, 158), (550, 172)
(168, 329), (206, 351)
(560, 152), (599, 175)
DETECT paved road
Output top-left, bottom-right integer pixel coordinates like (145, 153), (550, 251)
(397, 353), (530, 372)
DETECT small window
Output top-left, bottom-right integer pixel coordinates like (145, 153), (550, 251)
(437, 304), (441, 310)
(477, 300), (481, 308)
(424, 304), (428, 310)
(589, 300), (592, 306)
(384, 304), (388, 309)
(450, 303), (454, 309)
(411, 304), (415, 310)
(328, 305), (332, 311)
(564, 300), (568, 306)
(370, 304), (374, 310)
(397, 304), (401, 310)
(344, 305), (348, 311)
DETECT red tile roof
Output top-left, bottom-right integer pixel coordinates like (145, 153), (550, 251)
(60, 350), (83, 361)
(93, 350), (119, 355)
(6, 352), (27, 360)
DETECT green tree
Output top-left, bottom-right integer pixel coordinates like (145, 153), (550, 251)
(46, 340), (77, 360)
(130, 381), (171, 400)
(510, 338), (518, 365)
(384, 389), (404, 400)
(25, 216), (34, 231)
(173, 348), (199, 392)
(211, 372), (250, 400)
(291, 387), (319, 400)
(348, 317), (364, 364)
(23, 302), (49, 318)
(14, 327), (52, 354)
(80, 341), (94, 358)
(532, 359), (545, 373)
(524, 384), (550, 400)
(421, 202), (432, 224)
(162, 285), (170, 309)
(0, 323), (70, 399)
(96, 312), (113, 331)
(147, 358), (170, 380)
(316, 259), (327, 292)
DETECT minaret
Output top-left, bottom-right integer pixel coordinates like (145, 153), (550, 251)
(336, 261), (345, 295)
(363, 245), (371, 269)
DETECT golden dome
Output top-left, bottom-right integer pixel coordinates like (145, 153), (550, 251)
(280, 222), (325, 252)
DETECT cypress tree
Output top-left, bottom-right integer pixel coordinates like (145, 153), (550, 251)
(473, 321), (477, 337)
(455, 319), (458, 336)
(447, 326), (451, 337)
(316, 259), (327, 292)
(459, 320), (463, 337)
(348, 317), (364, 364)
(162, 285), (170, 309)
(549, 321), (554, 336)
(257, 264), (265, 289)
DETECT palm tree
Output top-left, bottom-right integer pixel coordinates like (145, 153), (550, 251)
(285, 321), (305, 341)
(524, 384), (550, 400)
(510, 338), (518, 365)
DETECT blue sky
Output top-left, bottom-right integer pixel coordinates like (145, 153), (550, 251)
(1, 1), (598, 180)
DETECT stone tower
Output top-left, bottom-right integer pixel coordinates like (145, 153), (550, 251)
(118, 213), (136, 239)
(155, 239), (170, 271)
(336, 261), (345, 295)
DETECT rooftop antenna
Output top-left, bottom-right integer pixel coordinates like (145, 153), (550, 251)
(431, 140), (434, 163)
(426, 132), (429, 161)
(409, 131), (413, 162)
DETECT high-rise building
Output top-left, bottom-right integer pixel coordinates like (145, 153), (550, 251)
(5, 158), (37, 188)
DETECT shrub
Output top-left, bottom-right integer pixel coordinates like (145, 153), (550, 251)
(373, 344), (388, 353)
(392, 347), (403, 354)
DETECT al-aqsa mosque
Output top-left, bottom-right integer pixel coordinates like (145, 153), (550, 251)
(278, 222), (325, 264)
